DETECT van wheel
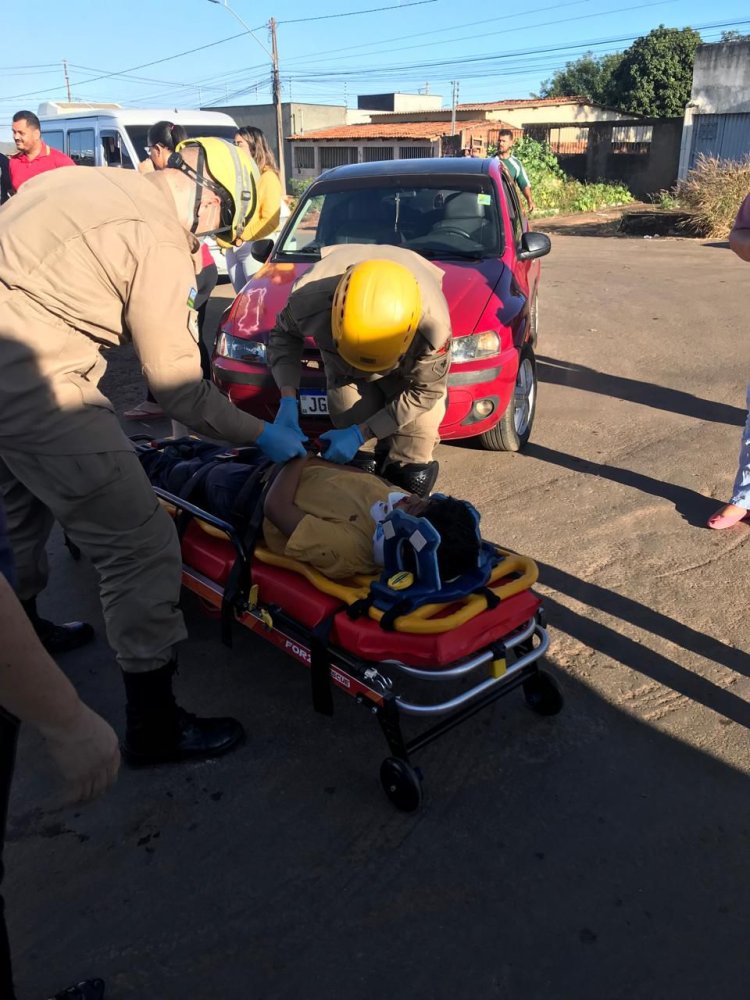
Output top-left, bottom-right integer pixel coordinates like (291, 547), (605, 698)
(480, 346), (537, 452)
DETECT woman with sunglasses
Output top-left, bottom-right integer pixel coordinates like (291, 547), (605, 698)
(125, 121), (218, 420)
(226, 126), (288, 293)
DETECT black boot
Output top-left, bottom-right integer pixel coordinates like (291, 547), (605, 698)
(21, 597), (95, 655)
(121, 661), (244, 766)
(348, 450), (379, 474)
(380, 460), (440, 498)
(50, 979), (105, 1000)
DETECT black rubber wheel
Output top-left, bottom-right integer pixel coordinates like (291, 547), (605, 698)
(523, 668), (564, 716)
(480, 345), (537, 452)
(380, 757), (423, 812)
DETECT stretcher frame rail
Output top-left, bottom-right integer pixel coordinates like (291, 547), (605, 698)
(149, 477), (561, 810)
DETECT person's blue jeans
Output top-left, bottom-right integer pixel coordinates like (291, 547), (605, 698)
(730, 386), (750, 509)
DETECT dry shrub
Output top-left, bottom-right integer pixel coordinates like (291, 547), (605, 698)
(677, 154), (750, 238)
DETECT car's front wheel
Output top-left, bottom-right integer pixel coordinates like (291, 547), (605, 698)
(479, 345), (537, 452)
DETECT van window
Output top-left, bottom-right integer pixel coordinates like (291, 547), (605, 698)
(100, 129), (134, 169)
(125, 123), (237, 162)
(41, 130), (65, 153)
(68, 129), (96, 166)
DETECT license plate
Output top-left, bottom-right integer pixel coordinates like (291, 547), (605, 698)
(300, 391), (328, 416)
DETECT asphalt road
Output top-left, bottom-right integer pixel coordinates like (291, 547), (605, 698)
(6, 235), (750, 1000)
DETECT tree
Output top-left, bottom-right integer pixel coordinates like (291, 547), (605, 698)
(607, 25), (702, 116)
(538, 52), (623, 104)
(720, 30), (750, 43)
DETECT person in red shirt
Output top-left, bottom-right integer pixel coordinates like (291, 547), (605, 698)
(9, 109), (75, 194)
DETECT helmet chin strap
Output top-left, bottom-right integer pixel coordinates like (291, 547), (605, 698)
(167, 148), (230, 236)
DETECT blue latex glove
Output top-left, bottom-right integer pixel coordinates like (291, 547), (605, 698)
(256, 422), (307, 463)
(319, 424), (364, 464)
(274, 396), (303, 436)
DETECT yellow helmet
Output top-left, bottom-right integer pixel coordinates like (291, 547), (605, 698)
(171, 136), (259, 245)
(332, 259), (422, 372)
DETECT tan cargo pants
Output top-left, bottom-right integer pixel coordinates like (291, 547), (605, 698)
(0, 446), (186, 674)
(327, 373), (446, 466)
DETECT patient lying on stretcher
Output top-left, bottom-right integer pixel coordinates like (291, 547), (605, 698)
(262, 456), (480, 581)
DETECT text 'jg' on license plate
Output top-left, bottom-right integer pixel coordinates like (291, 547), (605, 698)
(300, 392), (329, 416)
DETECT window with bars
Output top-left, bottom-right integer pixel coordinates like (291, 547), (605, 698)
(362, 145), (395, 162)
(319, 146), (359, 169)
(294, 146), (315, 170)
(398, 145), (433, 159)
(610, 125), (653, 155)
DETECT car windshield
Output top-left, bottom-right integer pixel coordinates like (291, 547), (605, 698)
(125, 124), (238, 162)
(276, 182), (502, 261)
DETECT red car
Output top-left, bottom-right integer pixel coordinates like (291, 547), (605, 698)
(212, 157), (551, 450)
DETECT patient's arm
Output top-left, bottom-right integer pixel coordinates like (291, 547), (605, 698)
(264, 455), (374, 538)
(264, 456), (308, 537)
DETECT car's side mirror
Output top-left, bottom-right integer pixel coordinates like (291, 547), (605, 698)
(251, 239), (274, 263)
(517, 231), (551, 261)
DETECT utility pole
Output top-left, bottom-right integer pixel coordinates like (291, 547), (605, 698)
(62, 59), (72, 102)
(450, 80), (458, 136)
(269, 17), (286, 193)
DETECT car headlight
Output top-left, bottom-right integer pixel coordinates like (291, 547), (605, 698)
(215, 332), (267, 364)
(451, 331), (501, 363)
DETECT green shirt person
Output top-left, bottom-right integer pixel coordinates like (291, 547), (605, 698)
(496, 129), (535, 214)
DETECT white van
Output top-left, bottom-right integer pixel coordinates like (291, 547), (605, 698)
(38, 102), (240, 273)
(38, 101), (238, 169)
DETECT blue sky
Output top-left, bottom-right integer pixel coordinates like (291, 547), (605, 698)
(2, 0), (749, 140)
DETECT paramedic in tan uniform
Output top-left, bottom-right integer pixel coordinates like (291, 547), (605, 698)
(0, 137), (306, 766)
(267, 244), (452, 497)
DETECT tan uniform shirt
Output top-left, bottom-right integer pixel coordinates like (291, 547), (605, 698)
(262, 463), (391, 579)
(0, 167), (263, 454)
(267, 244), (452, 440)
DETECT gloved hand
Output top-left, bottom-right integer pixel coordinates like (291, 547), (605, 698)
(257, 421), (308, 463)
(39, 702), (121, 805)
(319, 424), (364, 464)
(274, 396), (303, 436)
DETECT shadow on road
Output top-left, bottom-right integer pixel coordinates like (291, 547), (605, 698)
(524, 442), (723, 527)
(537, 356), (746, 427)
(538, 561), (750, 727)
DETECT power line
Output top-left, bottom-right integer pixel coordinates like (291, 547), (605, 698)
(0, 29), (251, 102)
(280, 0), (608, 66)
(291, 0), (682, 71)
(276, 0), (437, 26)
(282, 16), (750, 81)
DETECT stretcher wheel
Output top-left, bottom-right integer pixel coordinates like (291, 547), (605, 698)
(380, 757), (423, 812)
(522, 668), (564, 716)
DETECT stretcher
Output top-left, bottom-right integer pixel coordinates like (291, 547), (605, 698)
(138, 440), (562, 811)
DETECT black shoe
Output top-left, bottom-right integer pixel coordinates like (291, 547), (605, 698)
(121, 660), (245, 765)
(380, 460), (440, 498)
(35, 618), (95, 655)
(51, 978), (105, 1000)
(122, 707), (245, 766)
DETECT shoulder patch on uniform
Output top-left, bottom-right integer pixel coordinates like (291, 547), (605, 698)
(187, 286), (197, 309)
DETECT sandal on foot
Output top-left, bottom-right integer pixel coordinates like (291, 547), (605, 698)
(123, 402), (164, 420)
(707, 506), (750, 530)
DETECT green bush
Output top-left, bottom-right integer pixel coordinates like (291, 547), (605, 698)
(288, 176), (315, 208)
(490, 136), (634, 216)
(676, 154), (750, 238)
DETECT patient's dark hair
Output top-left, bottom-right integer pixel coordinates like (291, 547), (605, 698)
(423, 496), (480, 582)
(148, 120), (188, 151)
